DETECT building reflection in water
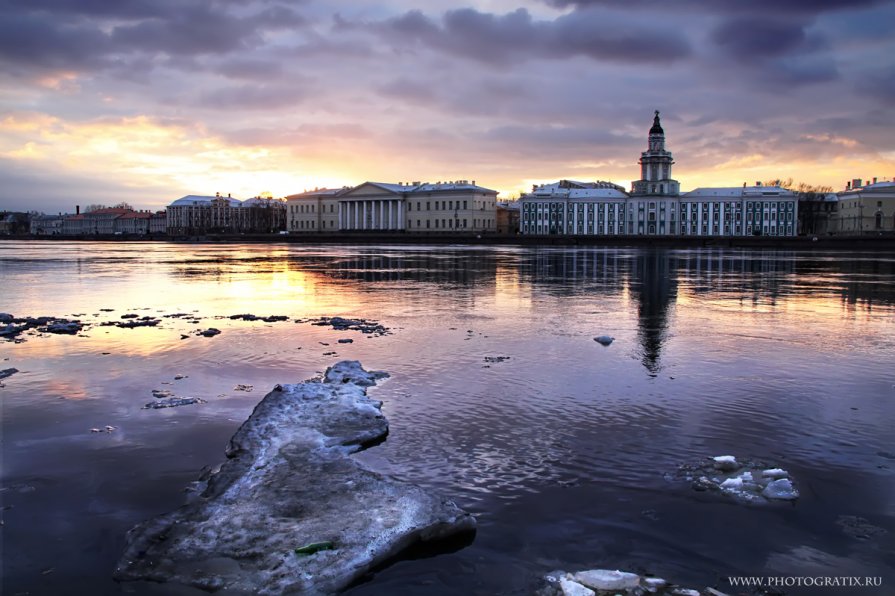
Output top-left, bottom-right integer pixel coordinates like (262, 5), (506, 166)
(630, 251), (676, 375)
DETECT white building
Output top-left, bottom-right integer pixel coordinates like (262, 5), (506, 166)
(166, 194), (285, 235)
(520, 112), (798, 237)
(30, 214), (64, 235)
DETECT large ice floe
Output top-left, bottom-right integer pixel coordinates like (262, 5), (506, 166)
(540, 568), (733, 596)
(115, 361), (475, 594)
(672, 455), (799, 504)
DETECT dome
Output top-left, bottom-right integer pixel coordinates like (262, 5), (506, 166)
(649, 110), (664, 135)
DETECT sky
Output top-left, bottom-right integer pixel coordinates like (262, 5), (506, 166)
(1, 0), (894, 213)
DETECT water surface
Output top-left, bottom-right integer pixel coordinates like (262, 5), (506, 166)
(2, 242), (894, 595)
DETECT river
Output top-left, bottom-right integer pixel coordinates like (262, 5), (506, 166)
(1, 241), (893, 595)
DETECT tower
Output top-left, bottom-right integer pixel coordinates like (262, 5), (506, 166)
(631, 111), (680, 196)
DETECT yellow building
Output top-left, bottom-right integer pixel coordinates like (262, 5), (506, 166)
(286, 181), (498, 234)
(835, 179), (895, 235)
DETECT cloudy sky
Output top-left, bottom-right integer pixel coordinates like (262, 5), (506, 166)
(1, 0), (894, 213)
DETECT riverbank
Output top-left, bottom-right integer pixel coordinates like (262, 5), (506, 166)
(8, 232), (895, 250)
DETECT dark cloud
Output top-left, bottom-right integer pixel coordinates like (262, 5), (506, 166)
(216, 59), (283, 81)
(711, 19), (807, 59)
(857, 66), (895, 105)
(545, 0), (891, 15)
(0, 0), (307, 74)
(0, 14), (110, 71)
(379, 7), (690, 66)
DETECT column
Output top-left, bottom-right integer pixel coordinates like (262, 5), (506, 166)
(338, 202), (343, 230)
(353, 202), (359, 230)
(398, 201), (404, 230)
(362, 201), (368, 230)
(388, 201), (394, 230)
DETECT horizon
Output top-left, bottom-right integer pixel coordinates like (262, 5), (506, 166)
(1, 0), (894, 213)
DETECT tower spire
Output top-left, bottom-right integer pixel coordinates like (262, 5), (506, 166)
(631, 111), (678, 196)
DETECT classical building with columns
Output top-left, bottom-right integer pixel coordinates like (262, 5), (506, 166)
(520, 112), (798, 237)
(286, 180), (498, 234)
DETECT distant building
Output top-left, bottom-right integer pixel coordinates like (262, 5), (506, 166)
(166, 194), (285, 235)
(286, 188), (347, 233)
(150, 211), (167, 234)
(114, 211), (152, 235)
(834, 178), (895, 235)
(519, 112), (798, 237)
(0, 212), (30, 235)
(798, 192), (838, 236)
(496, 201), (520, 234)
(30, 214), (64, 235)
(285, 181), (498, 233)
(61, 207), (132, 235)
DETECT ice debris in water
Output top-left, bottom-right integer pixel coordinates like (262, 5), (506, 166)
(542, 568), (721, 596)
(761, 478), (799, 500)
(712, 455), (739, 471)
(673, 456), (798, 504)
(594, 336), (614, 346)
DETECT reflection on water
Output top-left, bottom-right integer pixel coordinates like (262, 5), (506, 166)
(1, 242), (894, 595)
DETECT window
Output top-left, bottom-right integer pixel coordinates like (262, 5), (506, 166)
(463, 201), (467, 209)
(435, 219), (439, 229)
(426, 202), (430, 210)
(426, 220), (430, 229)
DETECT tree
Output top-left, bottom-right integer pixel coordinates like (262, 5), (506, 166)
(83, 204), (107, 213)
(113, 202), (134, 210)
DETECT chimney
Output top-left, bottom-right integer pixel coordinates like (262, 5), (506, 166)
(228, 193), (231, 198)
(76, 205), (80, 215)
(853, 178), (862, 188)
(873, 177), (877, 184)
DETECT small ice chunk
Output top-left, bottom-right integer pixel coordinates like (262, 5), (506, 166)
(762, 478), (799, 500)
(643, 577), (668, 590)
(762, 468), (789, 479)
(712, 455), (739, 471)
(672, 590), (701, 596)
(559, 577), (595, 596)
(738, 471), (755, 484)
(573, 569), (640, 591)
(720, 477), (743, 490)
(594, 336), (614, 346)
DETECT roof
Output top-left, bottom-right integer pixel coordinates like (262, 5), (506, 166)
(285, 188), (348, 200)
(242, 197), (285, 207)
(649, 111), (664, 135)
(526, 182), (628, 200)
(348, 181), (498, 195)
(117, 212), (152, 219)
(169, 195), (242, 207)
(683, 186), (796, 199)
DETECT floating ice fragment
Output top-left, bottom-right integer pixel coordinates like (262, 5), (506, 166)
(572, 569), (640, 591)
(712, 455), (739, 471)
(594, 336), (614, 346)
(762, 468), (788, 479)
(762, 478), (799, 500)
(559, 577), (595, 596)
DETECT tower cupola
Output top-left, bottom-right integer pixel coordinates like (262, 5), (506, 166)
(631, 110), (679, 196)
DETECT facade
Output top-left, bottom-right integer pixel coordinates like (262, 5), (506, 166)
(30, 214), (64, 235)
(286, 188), (346, 233)
(285, 181), (498, 233)
(496, 201), (520, 234)
(114, 211), (152, 234)
(166, 194), (285, 235)
(834, 179), (895, 234)
(61, 207), (131, 235)
(520, 112), (798, 237)
(798, 193), (838, 236)
(150, 211), (167, 234)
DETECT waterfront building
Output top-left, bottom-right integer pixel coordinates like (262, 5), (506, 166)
(29, 214), (64, 235)
(286, 188), (347, 233)
(519, 112), (798, 237)
(150, 211), (167, 234)
(166, 194), (285, 235)
(496, 201), (520, 234)
(114, 211), (152, 235)
(286, 181), (498, 233)
(835, 178), (895, 234)
(62, 207), (132, 235)
(798, 192), (838, 236)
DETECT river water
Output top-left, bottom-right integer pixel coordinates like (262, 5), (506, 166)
(1, 241), (894, 595)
